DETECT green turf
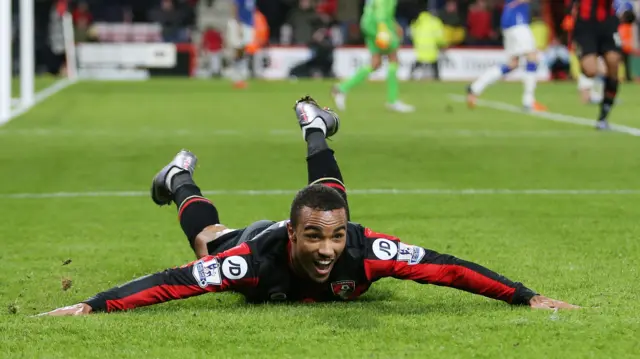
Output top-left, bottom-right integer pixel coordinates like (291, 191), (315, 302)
(10, 76), (63, 95)
(1, 79), (639, 358)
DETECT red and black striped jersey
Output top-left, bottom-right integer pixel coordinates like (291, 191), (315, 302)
(84, 221), (537, 312)
(567, 0), (615, 21)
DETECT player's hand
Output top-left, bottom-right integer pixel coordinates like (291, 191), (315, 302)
(529, 295), (580, 310)
(35, 303), (92, 317)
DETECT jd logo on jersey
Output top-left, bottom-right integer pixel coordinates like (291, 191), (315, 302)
(331, 280), (356, 300)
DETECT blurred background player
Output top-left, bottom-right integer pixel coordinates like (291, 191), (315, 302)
(332, 0), (414, 113)
(467, 0), (547, 112)
(543, 37), (571, 81)
(566, 0), (635, 130)
(201, 26), (224, 78)
(226, 0), (256, 88)
(244, 10), (269, 79)
(566, 10), (634, 106)
(561, 13), (603, 104)
(409, 10), (446, 81)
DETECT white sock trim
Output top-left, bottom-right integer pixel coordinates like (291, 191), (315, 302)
(302, 117), (327, 139)
(165, 167), (185, 192)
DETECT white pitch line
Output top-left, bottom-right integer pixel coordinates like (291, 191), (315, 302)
(0, 128), (597, 138)
(2, 188), (640, 199)
(448, 94), (640, 137)
(2, 78), (77, 126)
(412, 129), (592, 138)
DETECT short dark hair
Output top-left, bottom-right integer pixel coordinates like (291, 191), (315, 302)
(289, 184), (347, 227)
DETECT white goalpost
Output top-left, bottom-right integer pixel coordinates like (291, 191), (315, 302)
(0, 0), (12, 123)
(0, 0), (77, 125)
(20, 0), (34, 108)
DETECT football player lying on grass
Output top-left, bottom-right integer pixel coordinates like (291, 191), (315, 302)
(38, 97), (578, 316)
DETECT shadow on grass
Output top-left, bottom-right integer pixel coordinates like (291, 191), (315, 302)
(128, 286), (516, 331)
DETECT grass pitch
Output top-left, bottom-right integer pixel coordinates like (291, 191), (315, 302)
(1, 79), (639, 358)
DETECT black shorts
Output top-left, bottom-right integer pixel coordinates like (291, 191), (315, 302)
(206, 220), (276, 255)
(573, 17), (622, 58)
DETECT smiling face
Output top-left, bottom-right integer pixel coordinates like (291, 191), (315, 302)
(288, 207), (348, 283)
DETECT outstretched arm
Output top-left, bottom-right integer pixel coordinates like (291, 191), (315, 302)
(362, 228), (578, 309)
(38, 243), (257, 316)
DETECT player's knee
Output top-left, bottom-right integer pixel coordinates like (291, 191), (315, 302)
(580, 55), (598, 78)
(580, 61), (598, 78)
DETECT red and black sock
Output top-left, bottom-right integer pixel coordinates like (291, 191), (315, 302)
(305, 131), (349, 219)
(172, 172), (220, 247)
(599, 77), (619, 122)
(305, 129), (329, 157)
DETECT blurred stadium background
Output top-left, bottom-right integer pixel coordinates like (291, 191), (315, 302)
(2, 1), (640, 358)
(3, 0), (640, 83)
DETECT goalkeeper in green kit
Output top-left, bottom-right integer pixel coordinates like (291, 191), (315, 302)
(332, 0), (415, 113)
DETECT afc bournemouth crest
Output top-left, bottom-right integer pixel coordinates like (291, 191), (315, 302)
(331, 280), (356, 300)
